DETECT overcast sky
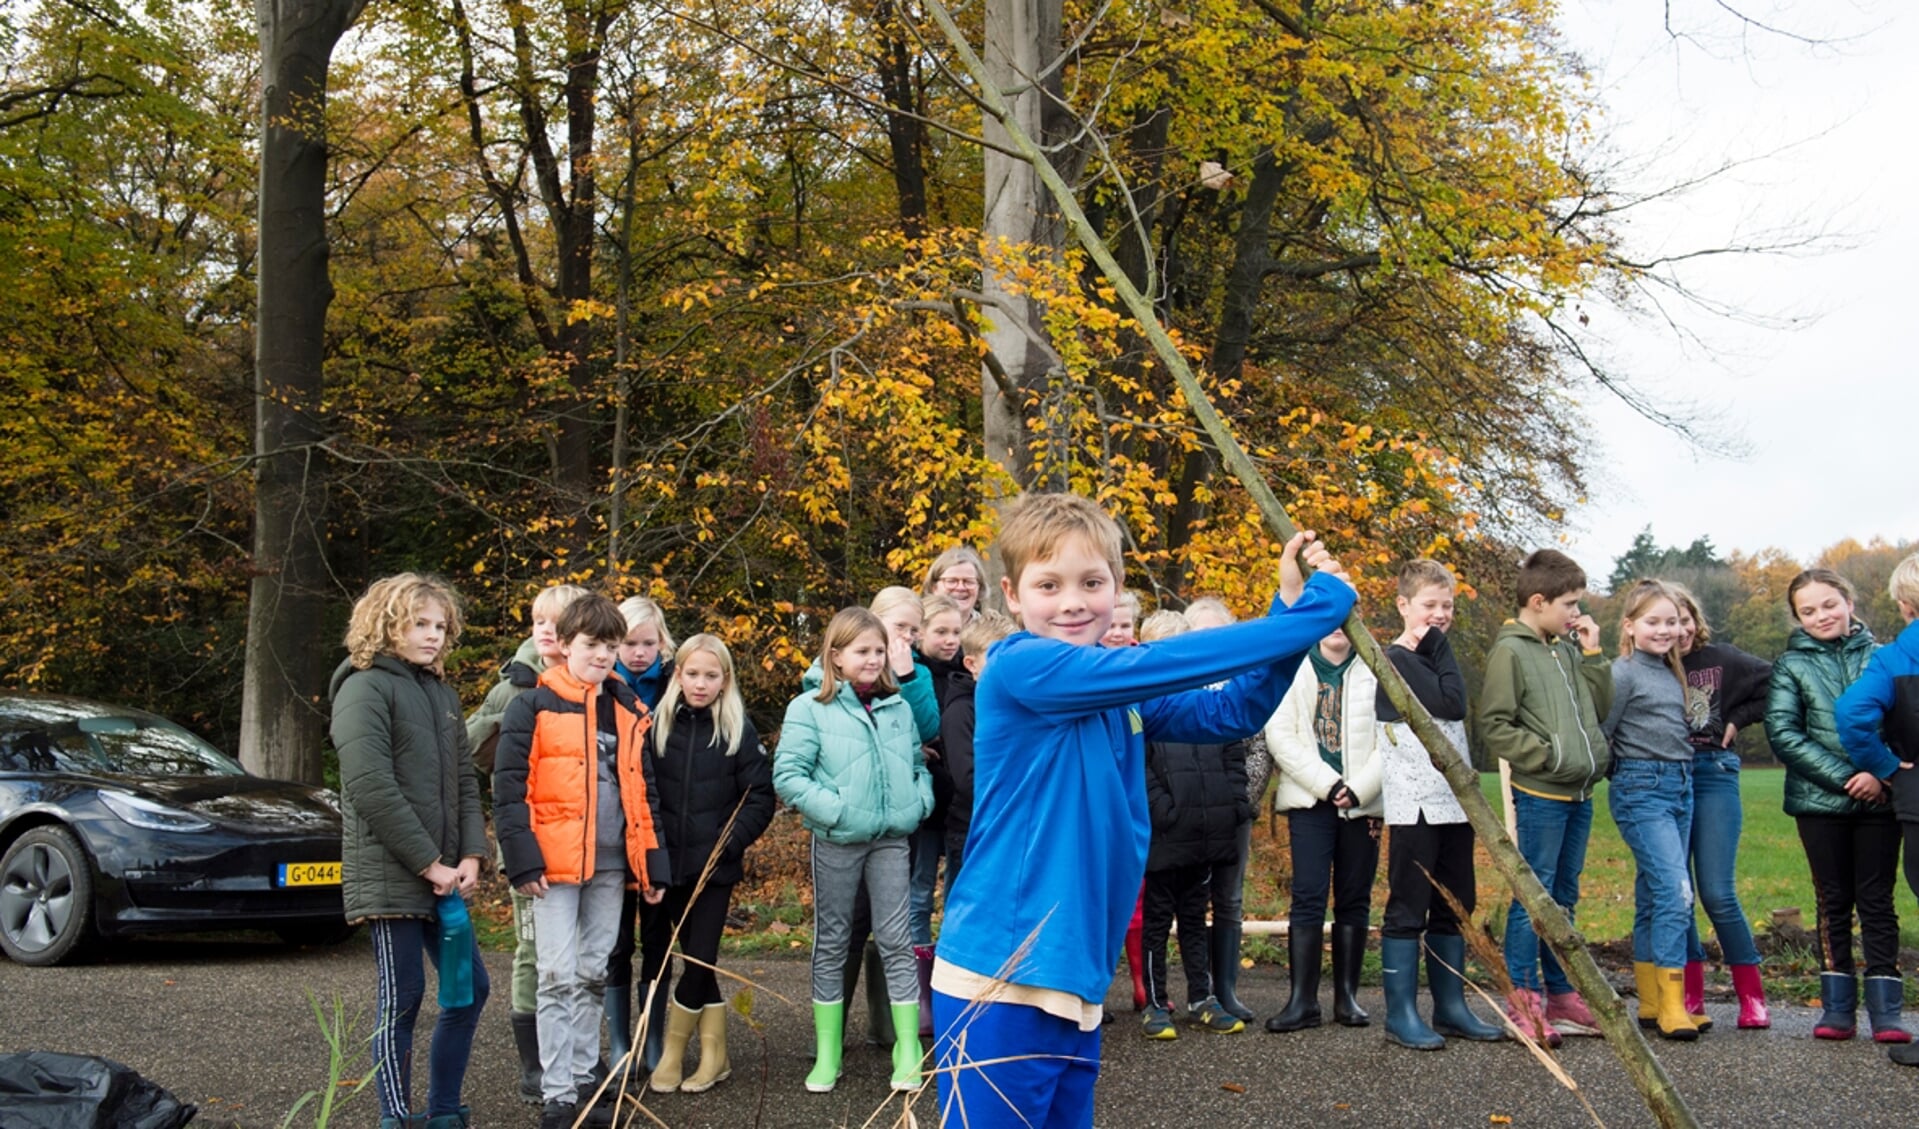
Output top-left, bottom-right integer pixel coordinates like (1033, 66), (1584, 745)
(1548, 0), (1915, 578)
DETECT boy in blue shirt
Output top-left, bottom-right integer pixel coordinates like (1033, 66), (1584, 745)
(931, 492), (1354, 1126)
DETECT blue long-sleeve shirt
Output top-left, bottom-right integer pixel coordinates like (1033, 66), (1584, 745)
(936, 572), (1355, 1004)
(1839, 619), (1919, 781)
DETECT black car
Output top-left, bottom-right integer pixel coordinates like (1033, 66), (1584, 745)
(0, 691), (350, 965)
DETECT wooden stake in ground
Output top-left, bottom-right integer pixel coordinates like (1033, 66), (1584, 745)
(920, 3), (1699, 1126)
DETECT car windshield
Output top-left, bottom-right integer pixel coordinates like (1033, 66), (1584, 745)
(0, 706), (245, 778)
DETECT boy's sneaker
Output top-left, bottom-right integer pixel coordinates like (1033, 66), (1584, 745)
(1546, 990), (1602, 1037)
(1186, 996), (1247, 1033)
(539, 1101), (578, 1129)
(1505, 989), (1563, 1049)
(1141, 1005), (1179, 1040)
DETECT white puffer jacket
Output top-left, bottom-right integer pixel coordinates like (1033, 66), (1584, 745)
(1265, 655), (1383, 820)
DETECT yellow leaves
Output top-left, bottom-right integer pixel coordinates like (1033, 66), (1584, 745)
(565, 298), (616, 325)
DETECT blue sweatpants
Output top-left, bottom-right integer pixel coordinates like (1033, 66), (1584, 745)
(931, 990), (1101, 1128)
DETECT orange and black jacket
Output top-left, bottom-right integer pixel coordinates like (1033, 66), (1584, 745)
(493, 665), (670, 890)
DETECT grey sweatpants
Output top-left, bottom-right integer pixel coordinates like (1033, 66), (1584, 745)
(810, 836), (916, 1006)
(532, 869), (627, 1102)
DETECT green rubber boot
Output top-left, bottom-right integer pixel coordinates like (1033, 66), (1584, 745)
(889, 1003), (924, 1092)
(806, 1001), (846, 1093)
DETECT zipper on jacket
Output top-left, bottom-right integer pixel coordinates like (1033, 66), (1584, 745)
(580, 686), (595, 882)
(1550, 644), (1599, 794)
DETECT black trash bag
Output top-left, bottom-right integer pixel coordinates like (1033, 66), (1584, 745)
(0, 1052), (196, 1129)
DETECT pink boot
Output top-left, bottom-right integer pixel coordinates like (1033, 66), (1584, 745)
(1682, 961), (1715, 1033)
(1730, 963), (1770, 1029)
(1504, 989), (1563, 1049)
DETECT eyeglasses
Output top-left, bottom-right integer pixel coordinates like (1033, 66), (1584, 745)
(940, 577), (980, 590)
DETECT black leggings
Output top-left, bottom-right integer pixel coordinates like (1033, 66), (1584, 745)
(1797, 812), (1901, 977)
(1382, 817), (1477, 940)
(639, 882), (736, 1009)
(1142, 863), (1213, 1007)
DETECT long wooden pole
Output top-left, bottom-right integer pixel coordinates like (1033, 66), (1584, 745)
(921, 3), (1698, 1125)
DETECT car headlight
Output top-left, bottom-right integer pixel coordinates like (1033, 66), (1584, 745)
(100, 790), (213, 832)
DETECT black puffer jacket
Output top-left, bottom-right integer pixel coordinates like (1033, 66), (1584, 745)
(652, 703), (775, 887)
(915, 650), (966, 830)
(940, 670), (978, 857)
(1144, 739), (1251, 871)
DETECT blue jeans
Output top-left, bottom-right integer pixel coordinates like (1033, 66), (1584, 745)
(1609, 758), (1695, 969)
(909, 821), (944, 947)
(1686, 749), (1760, 966)
(371, 915), (491, 1119)
(1504, 791), (1592, 994)
(933, 990), (1101, 1129)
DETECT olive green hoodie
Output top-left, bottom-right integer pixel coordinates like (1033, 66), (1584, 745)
(1477, 620), (1614, 801)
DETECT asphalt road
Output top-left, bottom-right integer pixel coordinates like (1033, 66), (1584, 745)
(1, 935), (1914, 1128)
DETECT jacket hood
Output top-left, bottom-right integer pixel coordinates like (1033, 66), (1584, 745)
(1891, 619), (1919, 661)
(1785, 621), (1875, 656)
(329, 653), (435, 700)
(537, 663), (642, 709)
(1495, 619), (1561, 648)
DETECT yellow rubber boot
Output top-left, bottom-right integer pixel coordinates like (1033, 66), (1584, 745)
(681, 1004), (732, 1093)
(648, 1002), (700, 1092)
(1633, 962), (1659, 1029)
(1655, 968), (1700, 1041)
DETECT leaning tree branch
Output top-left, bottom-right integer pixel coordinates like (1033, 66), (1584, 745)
(921, 1), (1700, 1125)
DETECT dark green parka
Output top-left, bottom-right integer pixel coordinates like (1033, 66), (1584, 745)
(330, 655), (486, 922)
(1765, 622), (1880, 817)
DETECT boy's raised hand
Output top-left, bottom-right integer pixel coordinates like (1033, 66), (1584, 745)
(1280, 531), (1355, 607)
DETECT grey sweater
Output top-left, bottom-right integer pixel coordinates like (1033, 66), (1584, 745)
(1602, 650), (1692, 762)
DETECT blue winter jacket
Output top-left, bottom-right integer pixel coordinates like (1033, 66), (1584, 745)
(1839, 619), (1919, 783)
(937, 572), (1355, 1005)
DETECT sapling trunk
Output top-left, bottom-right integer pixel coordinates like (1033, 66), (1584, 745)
(922, 2), (1698, 1125)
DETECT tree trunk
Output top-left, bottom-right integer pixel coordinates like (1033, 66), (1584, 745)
(241, 0), (366, 784)
(979, 0), (1069, 512)
(872, 0), (928, 240)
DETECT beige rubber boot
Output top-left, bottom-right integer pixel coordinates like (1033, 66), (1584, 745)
(681, 1003), (732, 1093)
(648, 1002), (700, 1092)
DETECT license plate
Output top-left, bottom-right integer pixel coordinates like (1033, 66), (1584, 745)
(277, 862), (342, 887)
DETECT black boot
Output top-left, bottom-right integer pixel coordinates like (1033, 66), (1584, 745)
(1265, 923), (1323, 1032)
(640, 968), (672, 1072)
(602, 984), (633, 1069)
(1211, 916), (1253, 1022)
(863, 939), (896, 1047)
(509, 1009), (543, 1106)
(1331, 922), (1370, 1027)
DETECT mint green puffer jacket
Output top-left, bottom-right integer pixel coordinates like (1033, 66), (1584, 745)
(773, 680), (932, 844)
(1766, 622), (1880, 817)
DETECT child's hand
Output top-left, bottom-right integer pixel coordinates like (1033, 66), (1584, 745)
(889, 634), (917, 678)
(422, 860), (460, 896)
(1300, 539), (1352, 589)
(1278, 532), (1313, 606)
(1570, 613), (1601, 652)
(1845, 771), (1886, 804)
(516, 876), (550, 898)
(455, 857), (481, 896)
(642, 887), (665, 905)
(1721, 722), (1738, 749)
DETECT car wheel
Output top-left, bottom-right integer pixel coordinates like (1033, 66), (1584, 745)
(276, 921), (358, 948)
(0, 826), (96, 966)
